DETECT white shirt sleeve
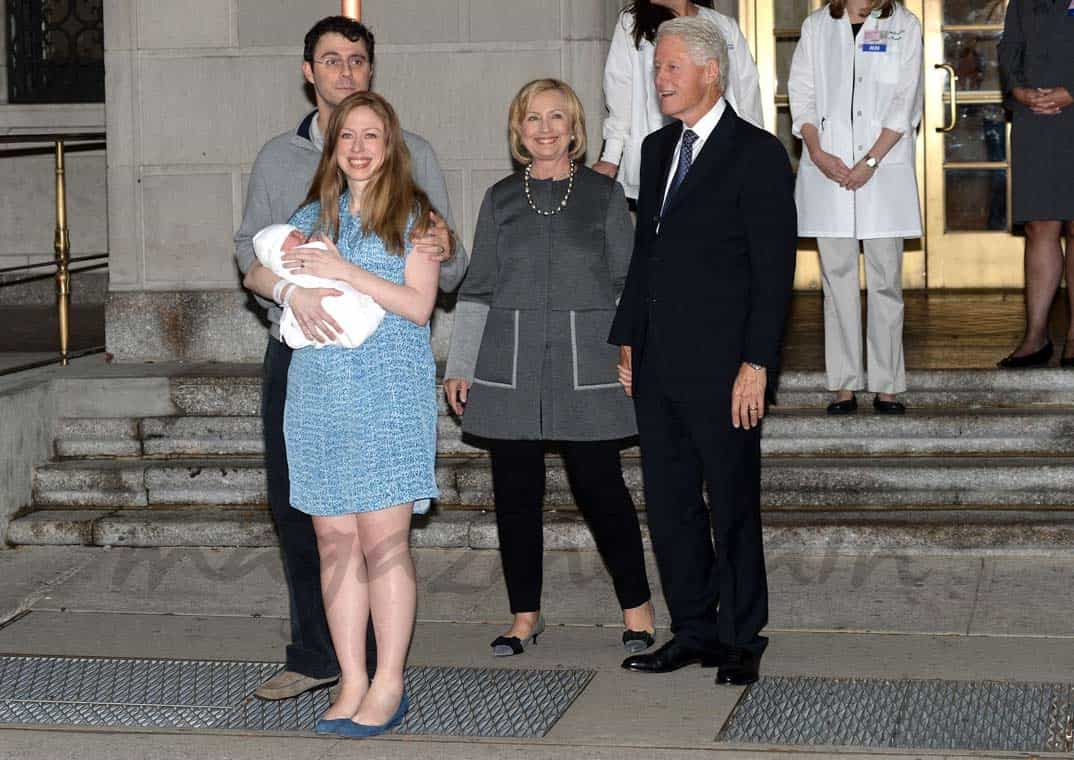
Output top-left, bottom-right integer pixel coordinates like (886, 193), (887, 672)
(723, 17), (765, 129)
(788, 15), (818, 138)
(601, 13), (636, 166)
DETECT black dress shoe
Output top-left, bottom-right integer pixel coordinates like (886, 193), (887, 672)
(621, 638), (721, 673)
(872, 396), (906, 415)
(826, 395), (857, 415)
(997, 341), (1053, 369)
(715, 647), (761, 686)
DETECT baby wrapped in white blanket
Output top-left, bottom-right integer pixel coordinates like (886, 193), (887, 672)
(252, 223), (385, 349)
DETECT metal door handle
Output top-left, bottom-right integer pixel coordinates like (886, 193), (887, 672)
(935, 63), (958, 133)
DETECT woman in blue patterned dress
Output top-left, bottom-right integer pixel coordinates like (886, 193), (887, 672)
(277, 91), (439, 737)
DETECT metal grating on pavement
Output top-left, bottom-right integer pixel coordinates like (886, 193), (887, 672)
(717, 676), (1074, 753)
(0, 656), (593, 737)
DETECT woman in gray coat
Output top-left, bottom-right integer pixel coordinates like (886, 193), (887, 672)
(997, 0), (1074, 368)
(444, 79), (654, 656)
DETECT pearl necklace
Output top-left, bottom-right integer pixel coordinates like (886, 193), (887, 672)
(524, 160), (576, 216)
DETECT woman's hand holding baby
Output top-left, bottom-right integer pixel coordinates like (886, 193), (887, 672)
(281, 233), (354, 282)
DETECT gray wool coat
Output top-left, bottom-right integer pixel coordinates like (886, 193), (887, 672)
(444, 166), (637, 441)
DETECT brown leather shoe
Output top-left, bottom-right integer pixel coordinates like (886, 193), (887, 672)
(253, 670), (338, 700)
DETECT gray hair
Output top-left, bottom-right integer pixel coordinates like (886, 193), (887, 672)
(655, 16), (730, 95)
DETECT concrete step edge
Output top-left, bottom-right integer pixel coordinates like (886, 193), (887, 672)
(8, 508), (1074, 556)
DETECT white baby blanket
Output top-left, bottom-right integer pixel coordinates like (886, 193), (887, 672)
(253, 223), (385, 350)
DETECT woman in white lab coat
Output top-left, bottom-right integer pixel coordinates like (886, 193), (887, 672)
(789, 0), (922, 415)
(594, 0), (764, 200)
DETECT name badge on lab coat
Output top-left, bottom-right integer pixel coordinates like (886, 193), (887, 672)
(862, 29), (887, 53)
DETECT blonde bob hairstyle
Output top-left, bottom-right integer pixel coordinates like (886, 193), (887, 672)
(507, 78), (587, 165)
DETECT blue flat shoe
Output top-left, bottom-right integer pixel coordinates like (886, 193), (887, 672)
(314, 716), (353, 735)
(336, 691), (409, 738)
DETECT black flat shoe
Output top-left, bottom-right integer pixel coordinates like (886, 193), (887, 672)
(622, 629), (655, 654)
(715, 647), (761, 686)
(872, 396), (906, 415)
(826, 395), (857, 415)
(997, 341), (1053, 369)
(621, 638), (721, 673)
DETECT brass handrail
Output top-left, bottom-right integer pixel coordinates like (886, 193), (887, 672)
(0, 132), (107, 370)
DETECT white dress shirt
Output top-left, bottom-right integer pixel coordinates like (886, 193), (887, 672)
(661, 96), (727, 211)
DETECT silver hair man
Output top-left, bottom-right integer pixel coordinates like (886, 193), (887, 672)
(655, 16), (730, 95)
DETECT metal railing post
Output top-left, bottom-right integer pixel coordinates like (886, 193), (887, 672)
(54, 139), (71, 366)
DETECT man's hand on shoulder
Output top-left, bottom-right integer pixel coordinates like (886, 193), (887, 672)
(411, 211), (454, 263)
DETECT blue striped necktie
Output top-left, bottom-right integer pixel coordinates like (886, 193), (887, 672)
(661, 129), (698, 217)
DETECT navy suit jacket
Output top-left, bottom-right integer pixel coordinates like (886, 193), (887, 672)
(608, 104), (798, 399)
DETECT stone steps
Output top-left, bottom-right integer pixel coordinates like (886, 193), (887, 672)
(8, 506), (1074, 555)
(49, 369), (1074, 421)
(14, 364), (1074, 553)
(29, 455), (1074, 511)
(52, 408), (1074, 459)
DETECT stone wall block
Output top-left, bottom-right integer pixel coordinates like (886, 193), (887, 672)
(236, 0), (338, 47)
(137, 56), (311, 167)
(141, 173), (236, 286)
(469, 0), (559, 42)
(0, 153), (107, 256)
(103, 0), (137, 52)
(362, 0), (464, 44)
(377, 50), (561, 162)
(136, 0), (231, 49)
(106, 291), (269, 363)
(104, 163), (140, 288)
(562, 40), (616, 162)
(104, 51), (136, 165)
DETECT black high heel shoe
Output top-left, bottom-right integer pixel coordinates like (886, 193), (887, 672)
(622, 629), (655, 654)
(491, 616), (545, 657)
(997, 341), (1053, 369)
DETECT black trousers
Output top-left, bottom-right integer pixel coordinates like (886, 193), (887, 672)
(633, 342), (768, 657)
(262, 338), (376, 678)
(488, 438), (651, 614)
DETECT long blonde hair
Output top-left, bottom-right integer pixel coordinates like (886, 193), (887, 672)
(303, 91), (432, 255)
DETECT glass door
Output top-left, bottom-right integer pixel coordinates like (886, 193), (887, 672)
(741, 0), (926, 290)
(923, 0), (1022, 286)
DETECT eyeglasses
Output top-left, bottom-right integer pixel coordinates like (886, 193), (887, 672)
(312, 55), (368, 71)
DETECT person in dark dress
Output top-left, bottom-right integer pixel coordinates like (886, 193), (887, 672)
(997, 0), (1074, 368)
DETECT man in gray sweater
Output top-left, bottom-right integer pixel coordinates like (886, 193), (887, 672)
(234, 15), (468, 701)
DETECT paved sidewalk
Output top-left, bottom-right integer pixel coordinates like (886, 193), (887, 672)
(1, 545), (1072, 758)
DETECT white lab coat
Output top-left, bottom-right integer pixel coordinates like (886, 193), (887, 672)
(601, 7), (764, 199)
(789, 3), (923, 239)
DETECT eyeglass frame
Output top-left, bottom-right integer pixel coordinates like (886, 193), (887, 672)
(311, 54), (370, 71)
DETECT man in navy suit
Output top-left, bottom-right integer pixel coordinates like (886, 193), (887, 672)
(609, 15), (797, 685)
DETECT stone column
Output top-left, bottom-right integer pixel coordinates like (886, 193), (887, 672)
(103, 0), (621, 363)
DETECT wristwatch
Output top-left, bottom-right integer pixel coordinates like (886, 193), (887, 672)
(864, 154), (880, 169)
(746, 362), (765, 371)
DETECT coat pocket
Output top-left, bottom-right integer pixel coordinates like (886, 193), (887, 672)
(570, 309), (622, 390)
(473, 308), (519, 388)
